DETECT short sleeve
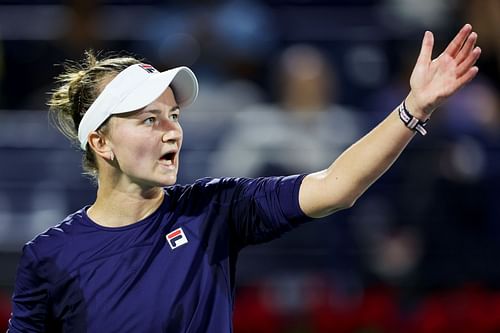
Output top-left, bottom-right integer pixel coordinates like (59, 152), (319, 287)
(8, 244), (50, 332)
(229, 174), (312, 246)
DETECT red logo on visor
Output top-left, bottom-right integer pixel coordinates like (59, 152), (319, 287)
(138, 63), (158, 74)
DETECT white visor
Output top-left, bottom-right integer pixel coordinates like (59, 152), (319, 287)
(77, 63), (199, 150)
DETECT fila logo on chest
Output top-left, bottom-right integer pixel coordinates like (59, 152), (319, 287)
(166, 227), (188, 250)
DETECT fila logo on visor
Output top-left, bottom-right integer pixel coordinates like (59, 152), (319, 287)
(166, 227), (188, 250)
(138, 63), (158, 74)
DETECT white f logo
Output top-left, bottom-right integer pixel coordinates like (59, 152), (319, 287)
(166, 228), (188, 250)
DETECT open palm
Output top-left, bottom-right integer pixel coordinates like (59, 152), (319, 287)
(407, 24), (481, 118)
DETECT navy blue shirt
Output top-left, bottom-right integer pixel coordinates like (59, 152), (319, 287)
(9, 175), (311, 332)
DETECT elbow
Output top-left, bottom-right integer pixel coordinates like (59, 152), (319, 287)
(338, 198), (357, 210)
(338, 187), (365, 210)
(323, 198), (356, 216)
(344, 199), (357, 209)
(337, 193), (360, 211)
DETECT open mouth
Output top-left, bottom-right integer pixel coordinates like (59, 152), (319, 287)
(160, 151), (177, 166)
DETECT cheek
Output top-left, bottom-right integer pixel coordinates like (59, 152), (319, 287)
(111, 128), (157, 163)
(178, 126), (184, 149)
(129, 142), (153, 161)
(127, 138), (157, 160)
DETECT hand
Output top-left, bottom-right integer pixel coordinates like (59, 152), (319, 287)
(406, 24), (481, 119)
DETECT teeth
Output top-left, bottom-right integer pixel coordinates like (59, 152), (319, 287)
(165, 160), (172, 166)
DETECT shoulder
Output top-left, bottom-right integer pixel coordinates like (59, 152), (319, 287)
(168, 175), (306, 200)
(24, 208), (86, 261)
(166, 177), (253, 193)
(164, 177), (251, 206)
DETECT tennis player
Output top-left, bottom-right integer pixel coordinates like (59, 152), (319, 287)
(8, 24), (480, 332)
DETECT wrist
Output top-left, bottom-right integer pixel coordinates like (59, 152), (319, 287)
(398, 100), (429, 136)
(405, 92), (432, 121)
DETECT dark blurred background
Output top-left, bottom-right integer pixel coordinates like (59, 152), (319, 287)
(0, 0), (499, 332)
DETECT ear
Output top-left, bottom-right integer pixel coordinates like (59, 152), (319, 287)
(88, 131), (114, 161)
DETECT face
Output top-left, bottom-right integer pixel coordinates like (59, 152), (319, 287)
(105, 87), (183, 188)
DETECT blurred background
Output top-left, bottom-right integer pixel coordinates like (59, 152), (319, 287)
(0, 0), (499, 332)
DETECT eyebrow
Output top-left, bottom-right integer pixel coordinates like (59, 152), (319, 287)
(116, 105), (180, 119)
(133, 105), (180, 117)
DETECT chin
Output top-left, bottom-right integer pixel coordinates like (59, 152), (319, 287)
(158, 174), (177, 186)
(139, 174), (177, 188)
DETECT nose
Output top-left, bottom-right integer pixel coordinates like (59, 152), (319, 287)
(160, 120), (182, 144)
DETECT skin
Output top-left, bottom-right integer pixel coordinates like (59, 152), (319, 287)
(299, 24), (481, 217)
(85, 24), (480, 226)
(86, 87), (182, 227)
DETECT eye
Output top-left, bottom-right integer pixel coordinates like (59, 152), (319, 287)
(143, 117), (156, 126)
(169, 109), (180, 122)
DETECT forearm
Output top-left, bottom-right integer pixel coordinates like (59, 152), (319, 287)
(298, 24), (480, 218)
(300, 103), (418, 217)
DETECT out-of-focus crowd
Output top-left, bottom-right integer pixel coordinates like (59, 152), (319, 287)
(0, 0), (499, 331)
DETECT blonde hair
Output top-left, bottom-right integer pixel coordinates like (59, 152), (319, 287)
(48, 50), (141, 179)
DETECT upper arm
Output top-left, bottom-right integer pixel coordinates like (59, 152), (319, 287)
(228, 175), (311, 245)
(9, 245), (50, 332)
(299, 170), (355, 218)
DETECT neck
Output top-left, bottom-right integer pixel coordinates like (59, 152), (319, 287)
(87, 177), (165, 228)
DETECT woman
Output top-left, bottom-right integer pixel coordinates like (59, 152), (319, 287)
(8, 25), (480, 332)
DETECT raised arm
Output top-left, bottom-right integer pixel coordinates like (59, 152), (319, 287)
(299, 24), (481, 218)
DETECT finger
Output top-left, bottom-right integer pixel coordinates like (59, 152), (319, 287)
(455, 32), (477, 65)
(416, 31), (434, 66)
(455, 66), (479, 89)
(456, 46), (481, 78)
(443, 24), (473, 57)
